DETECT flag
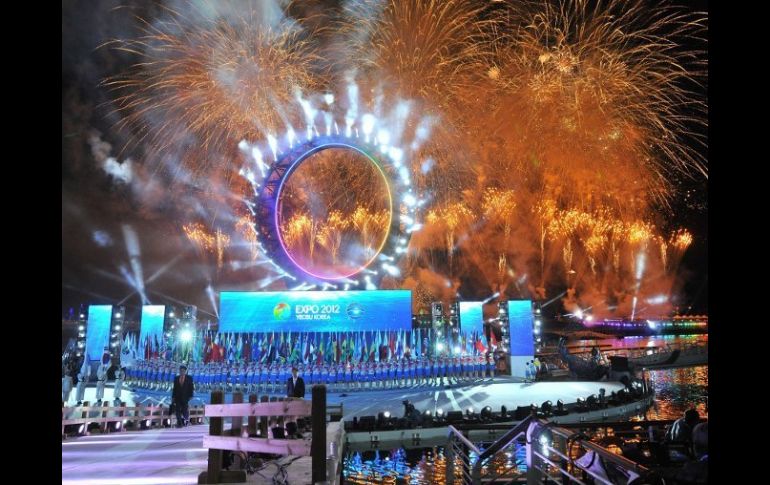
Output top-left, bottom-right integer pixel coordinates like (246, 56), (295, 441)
(278, 331), (286, 362)
(212, 334), (220, 362)
(489, 329), (498, 350)
(264, 333), (273, 364)
(331, 334), (337, 364)
(475, 331), (487, 354)
(395, 329), (403, 359)
(369, 331), (376, 362)
(303, 333), (311, 364)
(352, 332), (361, 362)
(243, 334), (252, 363)
(290, 333), (302, 363)
(253, 334), (262, 363)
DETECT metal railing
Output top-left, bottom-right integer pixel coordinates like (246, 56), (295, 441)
(446, 416), (534, 485)
(527, 420), (650, 485)
(445, 416), (654, 484)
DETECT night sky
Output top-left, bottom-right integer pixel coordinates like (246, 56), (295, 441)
(62, 0), (708, 321)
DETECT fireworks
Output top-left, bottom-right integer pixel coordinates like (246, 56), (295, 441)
(183, 222), (230, 270)
(280, 206), (391, 277)
(103, 0), (705, 316)
(104, 1), (322, 182)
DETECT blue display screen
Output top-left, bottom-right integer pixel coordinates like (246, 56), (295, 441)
(507, 300), (534, 356)
(459, 301), (484, 335)
(86, 305), (112, 362)
(219, 290), (412, 333)
(139, 305), (165, 348)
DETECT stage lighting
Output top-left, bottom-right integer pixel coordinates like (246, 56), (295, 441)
(540, 401), (553, 416)
(466, 407), (474, 416)
(78, 325), (84, 331)
(481, 406), (492, 420)
(115, 313), (121, 318)
(377, 412), (389, 428)
(586, 395), (597, 409)
(436, 408), (444, 417)
(180, 330), (193, 342)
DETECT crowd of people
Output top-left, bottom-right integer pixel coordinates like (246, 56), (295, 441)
(124, 354), (499, 394)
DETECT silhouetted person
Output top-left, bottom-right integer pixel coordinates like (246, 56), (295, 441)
(666, 408), (700, 443)
(287, 366), (305, 398)
(172, 365), (194, 427)
(675, 421), (708, 483)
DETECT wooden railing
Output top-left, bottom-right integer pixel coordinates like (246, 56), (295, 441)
(61, 401), (205, 438)
(199, 385), (329, 484)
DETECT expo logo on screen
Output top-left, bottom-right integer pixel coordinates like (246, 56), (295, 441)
(273, 302), (291, 320)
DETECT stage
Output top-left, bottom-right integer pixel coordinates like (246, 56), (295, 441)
(121, 377), (626, 420)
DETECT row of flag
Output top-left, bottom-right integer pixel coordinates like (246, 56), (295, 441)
(118, 328), (498, 365)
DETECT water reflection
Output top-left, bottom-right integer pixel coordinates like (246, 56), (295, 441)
(343, 443), (528, 485)
(343, 363), (708, 483)
(645, 365), (708, 420)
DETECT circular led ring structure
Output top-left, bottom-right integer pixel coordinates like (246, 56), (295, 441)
(254, 134), (415, 288)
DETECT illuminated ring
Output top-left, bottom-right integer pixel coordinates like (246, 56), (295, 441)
(254, 134), (415, 287)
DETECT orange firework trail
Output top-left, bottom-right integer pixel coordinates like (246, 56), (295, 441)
(103, 0), (705, 315)
(104, 1), (323, 182)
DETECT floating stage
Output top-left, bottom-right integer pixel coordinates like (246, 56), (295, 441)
(121, 376), (643, 424)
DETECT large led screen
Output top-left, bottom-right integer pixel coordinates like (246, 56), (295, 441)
(507, 300), (535, 356)
(459, 301), (484, 335)
(139, 305), (166, 348)
(219, 290), (412, 333)
(85, 305), (112, 363)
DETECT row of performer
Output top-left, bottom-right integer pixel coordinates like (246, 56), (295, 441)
(62, 356), (548, 403)
(127, 355), (498, 393)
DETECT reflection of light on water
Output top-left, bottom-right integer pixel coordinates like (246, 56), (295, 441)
(645, 365), (708, 420)
(344, 363), (707, 483)
(343, 443), (527, 484)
